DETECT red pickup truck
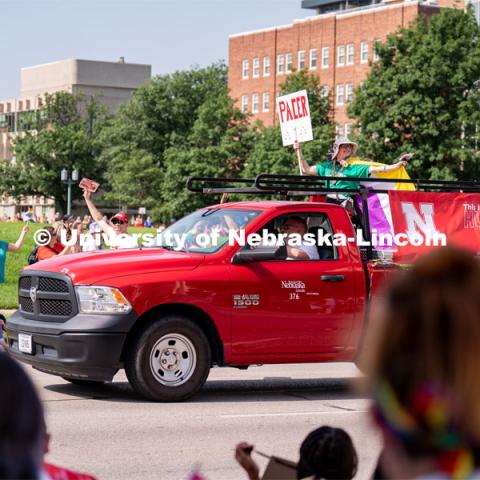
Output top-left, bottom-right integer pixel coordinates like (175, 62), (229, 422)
(8, 174), (474, 401)
(7, 197), (394, 401)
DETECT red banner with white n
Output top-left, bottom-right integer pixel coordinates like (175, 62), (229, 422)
(388, 191), (480, 262)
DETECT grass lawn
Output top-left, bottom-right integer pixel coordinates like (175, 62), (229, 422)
(0, 222), (153, 310)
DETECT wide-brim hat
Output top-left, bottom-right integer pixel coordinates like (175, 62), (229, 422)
(332, 136), (358, 160)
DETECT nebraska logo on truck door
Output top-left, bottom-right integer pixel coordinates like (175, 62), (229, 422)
(281, 280), (306, 289)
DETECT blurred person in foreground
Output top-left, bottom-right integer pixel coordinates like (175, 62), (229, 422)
(0, 352), (95, 479)
(363, 247), (480, 479)
(235, 426), (357, 480)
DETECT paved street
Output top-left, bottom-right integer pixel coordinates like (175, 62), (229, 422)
(28, 362), (382, 479)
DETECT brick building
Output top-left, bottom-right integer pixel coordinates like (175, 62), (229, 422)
(228, 0), (466, 134)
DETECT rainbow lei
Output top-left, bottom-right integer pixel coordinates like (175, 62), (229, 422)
(372, 381), (474, 479)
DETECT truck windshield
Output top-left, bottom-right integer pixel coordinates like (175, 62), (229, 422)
(155, 208), (261, 253)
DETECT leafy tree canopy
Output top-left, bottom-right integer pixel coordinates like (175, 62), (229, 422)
(99, 62), (242, 219)
(2, 92), (108, 212)
(159, 87), (254, 220)
(99, 62), (228, 162)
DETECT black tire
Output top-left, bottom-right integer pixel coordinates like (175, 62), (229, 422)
(125, 316), (211, 402)
(62, 378), (104, 386)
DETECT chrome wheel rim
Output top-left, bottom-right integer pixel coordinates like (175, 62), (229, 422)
(149, 333), (197, 387)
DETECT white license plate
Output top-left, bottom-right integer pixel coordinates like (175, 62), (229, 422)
(18, 333), (32, 354)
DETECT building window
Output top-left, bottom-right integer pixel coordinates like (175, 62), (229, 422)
(242, 59), (249, 79)
(345, 124), (353, 136)
(309, 49), (317, 69)
(336, 85), (345, 105)
(321, 47), (329, 69)
(346, 83), (353, 102)
(335, 125), (343, 137)
(253, 57), (260, 78)
(263, 56), (271, 76)
(373, 40), (380, 61)
(347, 44), (354, 65)
(298, 51), (306, 70)
(337, 46), (345, 66)
(252, 93), (259, 113)
(321, 85), (330, 97)
(277, 54), (285, 74)
(360, 41), (369, 64)
(241, 95), (248, 113)
(263, 92), (270, 112)
(286, 53), (293, 73)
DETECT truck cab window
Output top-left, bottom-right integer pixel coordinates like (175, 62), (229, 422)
(247, 213), (337, 261)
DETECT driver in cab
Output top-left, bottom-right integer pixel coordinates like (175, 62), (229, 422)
(278, 216), (319, 260)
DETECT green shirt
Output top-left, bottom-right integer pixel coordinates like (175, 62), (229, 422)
(0, 240), (8, 284)
(316, 161), (371, 191)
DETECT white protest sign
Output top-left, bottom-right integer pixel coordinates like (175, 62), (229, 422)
(276, 89), (313, 146)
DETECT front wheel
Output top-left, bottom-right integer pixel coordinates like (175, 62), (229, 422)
(125, 316), (211, 402)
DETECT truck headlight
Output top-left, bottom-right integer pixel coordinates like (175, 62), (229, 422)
(75, 286), (132, 314)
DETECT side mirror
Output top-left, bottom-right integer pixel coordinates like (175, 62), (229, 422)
(232, 245), (287, 264)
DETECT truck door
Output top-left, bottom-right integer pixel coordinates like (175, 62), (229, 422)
(228, 212), (360, 358)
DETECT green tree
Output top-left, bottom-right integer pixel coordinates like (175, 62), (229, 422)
(2, 92), (108, 212)
(348, 8), (480, 180)
(243, 69), (335, 178)
(104, 149), (161, 213)
(99, 63), (235, 216)
(159, 89), (254, 220)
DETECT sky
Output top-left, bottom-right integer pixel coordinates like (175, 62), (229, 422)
(0, 0), (312, 99)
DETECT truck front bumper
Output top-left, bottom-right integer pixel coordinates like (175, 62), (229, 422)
(6, 310), (138, 382)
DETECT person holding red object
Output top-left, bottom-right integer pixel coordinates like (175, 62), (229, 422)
(83, 190), (138, 249)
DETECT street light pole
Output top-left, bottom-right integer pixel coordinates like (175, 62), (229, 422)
(61, 168), (79, 215)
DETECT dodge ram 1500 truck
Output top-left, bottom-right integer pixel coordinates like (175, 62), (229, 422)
(7, 199), (391, 401)
(9, 174), (474, 401)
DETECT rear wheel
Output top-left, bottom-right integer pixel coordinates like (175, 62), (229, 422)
(125, 316), (211, 402)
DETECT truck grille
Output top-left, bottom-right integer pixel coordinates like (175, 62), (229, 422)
(38, 277), (69, 293)
(19, 296), (34, 313)
(18, 272), (77, 321)
(39, 299), (73, 316)
(19, 276), (32, 290)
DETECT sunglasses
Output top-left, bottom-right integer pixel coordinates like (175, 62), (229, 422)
(111, 219), (127, 225)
